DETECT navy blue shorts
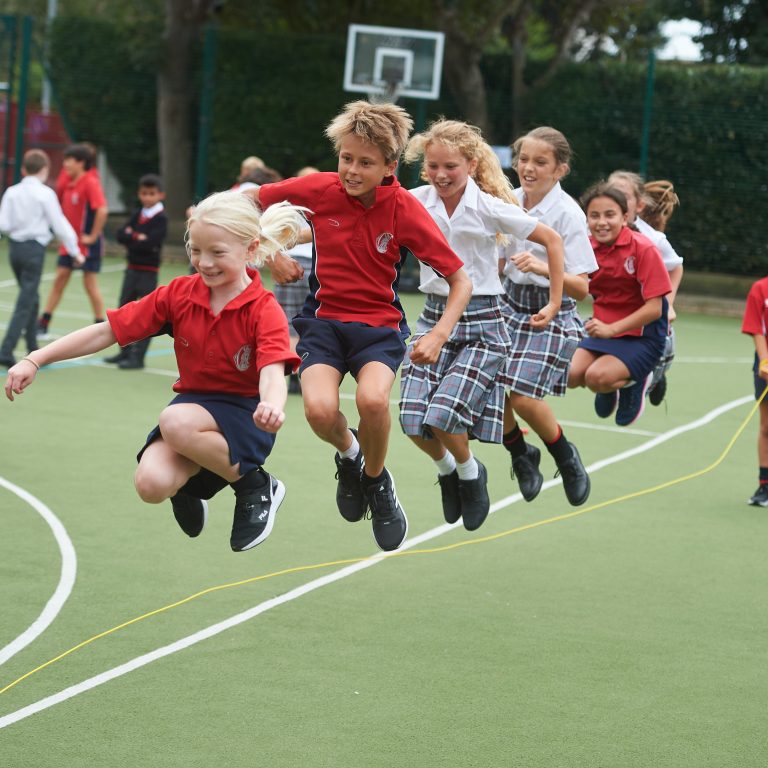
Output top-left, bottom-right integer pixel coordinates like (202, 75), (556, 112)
(753, 355), (768, 401)
(579, 314), (667, 383)
(57, 250), (102, 273)
(293, 316), (408, 378)
(137, 393), (276, 475)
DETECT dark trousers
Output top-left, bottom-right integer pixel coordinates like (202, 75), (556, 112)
(115, 268), (158, 362)
(1, 239), (45, 358)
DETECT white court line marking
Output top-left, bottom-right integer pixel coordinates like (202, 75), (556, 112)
(0, 479), (77, 668)
(0, 394), (753, 730)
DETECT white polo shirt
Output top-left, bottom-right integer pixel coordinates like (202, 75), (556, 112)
(635, 216), (684, 271)
(0, 175), (80, 256)
(409, 175), (537, 297)
(501, 181), (598, 288)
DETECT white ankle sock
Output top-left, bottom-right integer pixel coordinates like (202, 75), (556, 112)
(339, 430), (360, 460)
(456, 455), (479, 480)
(434, 451), (457, 476)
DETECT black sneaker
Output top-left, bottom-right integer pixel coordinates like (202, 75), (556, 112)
(364, 469), (408, 551)
(594, 391), (619, 418)
(511, 444), (543, 502)
(748, 485), (768, 507)
(104, 350), (126, 364)
(230, 471), (285, 551)
(437, 470), (461, 524)
(288, 373), (301, 394)
(171, 491), (208, 537)
(649, 373), (667, 406)
(334, 429), (366, 522)
(555, 443), (591, 506)
(458, 461), (490, 531)
(118, 357), (145, 369)
(615, 374), (653, 427)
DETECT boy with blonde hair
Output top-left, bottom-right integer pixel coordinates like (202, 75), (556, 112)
(252, 100), (472, 551)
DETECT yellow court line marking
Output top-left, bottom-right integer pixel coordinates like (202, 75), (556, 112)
(2, 386), (765, 697)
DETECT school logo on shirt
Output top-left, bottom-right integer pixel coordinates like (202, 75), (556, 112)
(623, 256), (636, 275)
(233, 345), (252, 371)
(376, 232), (394, 253)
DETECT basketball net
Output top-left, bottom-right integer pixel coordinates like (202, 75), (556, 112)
(367, 79), (403, 104)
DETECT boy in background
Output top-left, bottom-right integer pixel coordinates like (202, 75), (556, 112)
(742, 276), (768, 507)
(0, 149), (82, 367)
(104, 174), (168, 369)
(38, 142), (109, 335)
(252, 100), (472, 551)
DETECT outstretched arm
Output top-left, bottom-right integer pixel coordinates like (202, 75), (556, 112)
(5, 322), (117, 401)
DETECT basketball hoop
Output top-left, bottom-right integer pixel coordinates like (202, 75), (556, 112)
(367, 79), (404, 104)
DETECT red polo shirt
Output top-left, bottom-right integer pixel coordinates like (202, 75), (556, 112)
(742, 277), (768, 338)
(107, 269), (300, 396)
(58, 170), (107, 255)
(588, 226), (671, 338)
(258, 172), (464, 331)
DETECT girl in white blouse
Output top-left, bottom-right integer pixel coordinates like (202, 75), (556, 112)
(498, 126), (597, 507)
(400, 119), (564, 531)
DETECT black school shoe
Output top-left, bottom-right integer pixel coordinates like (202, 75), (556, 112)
(554, 443), (591, 506)
(364, 469), (408, 551)
(458, 461), (490, 531)
(748, 485), (768, 507)
(334, 429), (367, 522)
(511, 444), (544, 502)
(649, 373), (667, 406)
(171, 491), (208, 537)
(230, 469), (285, 552)
(437, 470), (462, 524)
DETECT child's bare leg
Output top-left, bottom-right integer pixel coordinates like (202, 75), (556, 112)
(82, 271), (105, 319)
(566, 348), (597, 388)
(758, 399), (768, 467)
(301, 363), (352, 450)
(584, 355), (631, 393)
(508, 394), (559, 443)
(134, 438), (200, 503)
(156, 403), (240, 481)
(355, 361), (395, 477)
(42, 267), (72, 315)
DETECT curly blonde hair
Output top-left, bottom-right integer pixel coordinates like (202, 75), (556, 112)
(643, 179), (680, 232)
(186, 190), (308, 267)
(325, 100), (413, 164)
(404, 118), (517, 204)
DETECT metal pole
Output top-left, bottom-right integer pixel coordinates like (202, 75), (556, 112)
(12, 16), (32, 184)
(1, 15), (17, 195)
(193, 23), (217, 202)
(639, 48), (656, 177)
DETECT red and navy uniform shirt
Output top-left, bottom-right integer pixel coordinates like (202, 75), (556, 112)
(107, 268), (301, 396)
(588, 226), (672, 338)
(742, 276), (768, 339)
(58, 170), (107, 258)
(258, 172), (464, 332)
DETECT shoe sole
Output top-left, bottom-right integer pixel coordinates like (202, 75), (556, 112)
(747, 498), (768, 507)
(236, 478), (285, 551)
(371, 471), (408, 552)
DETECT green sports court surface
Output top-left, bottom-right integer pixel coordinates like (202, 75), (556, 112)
(1, 249), (766, 766)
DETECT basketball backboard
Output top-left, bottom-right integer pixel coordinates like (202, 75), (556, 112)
(343, 24), (445, 101)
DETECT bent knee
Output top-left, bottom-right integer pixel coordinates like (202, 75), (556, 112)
(134, 466), (173, 504)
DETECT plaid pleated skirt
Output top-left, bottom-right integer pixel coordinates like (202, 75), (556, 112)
(499, 281), (585, 399)
(399, 294), (512, 444)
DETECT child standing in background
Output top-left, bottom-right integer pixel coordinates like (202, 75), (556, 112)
(741, 276), (768, 507)
(104, 174), (168, 370)
(38, 143), (109, 335)
(568, 183), (671, 427)
(400, 119), (564, 529)
(498, 127), (595, 506)
(0, 149), (83, 368)
(6, 191), (304, 553)
(251, 101), (472, 551)
(607, 171), (683, 407)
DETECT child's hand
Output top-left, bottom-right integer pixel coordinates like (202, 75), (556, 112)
(584, 317), (615, 339)
(267, 253), (304, 285)
(4, 359), (39, 401)
(253, 401), (285, 433)
(73, 251), (86, 266)
(81, 233), (98, 245)
(529, 301), (559, 329)
(759, 359), (768, 380)
(410, 329), (447, 365)
(511, 250), (548, 278)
